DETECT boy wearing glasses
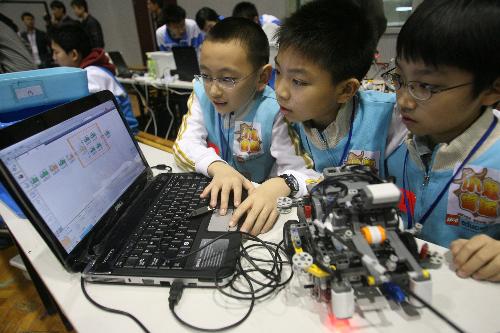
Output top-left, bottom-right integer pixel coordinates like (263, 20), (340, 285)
(385, 0), (500, 281)
(174, 17), (315, 234)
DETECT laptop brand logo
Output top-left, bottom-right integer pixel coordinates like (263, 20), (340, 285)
(115, 201), (123, 211)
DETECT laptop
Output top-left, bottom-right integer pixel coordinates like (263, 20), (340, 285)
(171, 46), (200, 81)
(0, 90), (240, 286)
(108, 51), (144, 78)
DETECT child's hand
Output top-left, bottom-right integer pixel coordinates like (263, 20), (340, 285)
(450, 234), (500, 282)
(230, 177), (290, 235)
(201, 161), (254, 215)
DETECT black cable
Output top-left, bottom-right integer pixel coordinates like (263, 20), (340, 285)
(404, 286), (466, 333)
(80, 276), (151, 333)
(167, 231), (294, 331)
(169, 268), (256, 332)
(151, 164), (172, 172)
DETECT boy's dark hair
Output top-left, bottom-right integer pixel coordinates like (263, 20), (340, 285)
(276, 0), (376, 83)
(232, 2), (258, 20)
(21, 12), (34, 20)
(195, 7), (219, 30)
(205, 17), (269, 70)
(50, 1), (66, 13)
(49, 23), (91, 60)
(397, 0), (500, 97)
(163, 5), (186, 25)
(71, 0), (88, 12)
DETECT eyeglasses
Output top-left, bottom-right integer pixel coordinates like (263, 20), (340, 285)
(381, 68), (473, 101)
(194, 68), (260, 90)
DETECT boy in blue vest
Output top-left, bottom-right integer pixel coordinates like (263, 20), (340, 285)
(230, 0), (404, 233)
(50, 24), (138, 133)
(174, 17), (315, 234)
(155, 5), (203, 52)
(385, 0), (500, 281)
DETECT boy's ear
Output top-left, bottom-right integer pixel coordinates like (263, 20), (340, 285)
(335, 78), (360, 104)
(256, 64), (273, 92)
(480, 77), (500, 107)
(70, 49), (81, 64)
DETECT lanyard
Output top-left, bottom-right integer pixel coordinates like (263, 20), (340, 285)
(307, 101), (356, 167)
(402, 116), (498, 228)
(217, 113), (231, 161)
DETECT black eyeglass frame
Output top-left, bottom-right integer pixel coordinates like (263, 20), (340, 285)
(381, 67), (473, 101)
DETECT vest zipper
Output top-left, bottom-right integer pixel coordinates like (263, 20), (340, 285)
(423, 173), (430, 186)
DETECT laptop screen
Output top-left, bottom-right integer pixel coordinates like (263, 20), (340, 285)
(108, 51), (130, 76)
(0, 99), (146, 253)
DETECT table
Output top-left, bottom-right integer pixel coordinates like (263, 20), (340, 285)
(117, 75), (193, 140)
(117, 75), (193, 91)
(1, 143), (500, 333)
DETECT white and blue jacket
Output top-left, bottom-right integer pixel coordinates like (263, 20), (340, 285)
(173, 80), (316, 193)
(296, 90), (396, 177)
(86, 66), (138, 133)
(386, 108), (500, 247)
(155, 19), (203, 52)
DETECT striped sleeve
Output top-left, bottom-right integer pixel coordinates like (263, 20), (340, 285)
(270, 113), (320, 197)
(173, 91), (223, 176)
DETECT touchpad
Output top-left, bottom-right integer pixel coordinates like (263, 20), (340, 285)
(207, 209), (237, 232)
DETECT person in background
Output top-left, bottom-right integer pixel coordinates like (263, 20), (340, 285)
(232, 2), (280, 26)
(0, 14), (36, 73)
(195, 7), (222, 34)
(147, 0), (164, 33)
(155, 4), (203, 52)
(49, 24), (138, 133)
(385, 0), (500, 281)
(71, 0), (105, 49)
(46, 0), (77, 29)
(20, 12), (52, 68)
(232, 1), (280, 44)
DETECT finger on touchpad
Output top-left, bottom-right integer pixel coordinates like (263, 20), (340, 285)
(207, 209), (235, 232)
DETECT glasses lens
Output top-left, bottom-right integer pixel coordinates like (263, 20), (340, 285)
(218, 78), (236, 89)
(408, 82), (431, 101)
(196, 75), (212, 86)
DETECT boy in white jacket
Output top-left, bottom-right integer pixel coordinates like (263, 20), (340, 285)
(174, 18), (316, 235)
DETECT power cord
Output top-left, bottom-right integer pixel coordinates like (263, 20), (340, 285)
(131, 82), (158, 136)
(151, 164), (172, 172)
(403, 286), (465, 333)
(168, 231), (293, 331)
(80, 276), (151, 333)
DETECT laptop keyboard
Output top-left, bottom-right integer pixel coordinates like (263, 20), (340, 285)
(114, 173), (210, 270)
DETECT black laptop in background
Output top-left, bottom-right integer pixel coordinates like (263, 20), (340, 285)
(171, 46), (200, 81)
(0, 91), (240, 286)
(108, 51), (144, 78)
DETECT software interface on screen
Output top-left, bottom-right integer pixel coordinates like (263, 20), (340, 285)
(0, 101), (146, 253)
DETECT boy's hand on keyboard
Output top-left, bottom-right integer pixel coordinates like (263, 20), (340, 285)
(230, 177), (290, 235)
(202, 161), (254, 216)
(451, 234), (500, 282)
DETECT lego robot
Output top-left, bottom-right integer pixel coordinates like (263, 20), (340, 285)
(283, 165), (442, 319)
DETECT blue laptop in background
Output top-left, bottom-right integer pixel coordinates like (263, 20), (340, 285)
(0, 67), (89, 218)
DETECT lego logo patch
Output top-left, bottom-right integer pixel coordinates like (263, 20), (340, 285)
(446, 214), (460, 226)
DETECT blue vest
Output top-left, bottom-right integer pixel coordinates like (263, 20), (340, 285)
(95, 67), (139, 134)
(194, 81), (279, 183)
(387, 140), (500, 248)
(161, 27), (203, 52)
(296, 90), (395, 177)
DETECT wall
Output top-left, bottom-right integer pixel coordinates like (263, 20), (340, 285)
(1, 0), (418, 73)
(0, 0), (143, 66)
